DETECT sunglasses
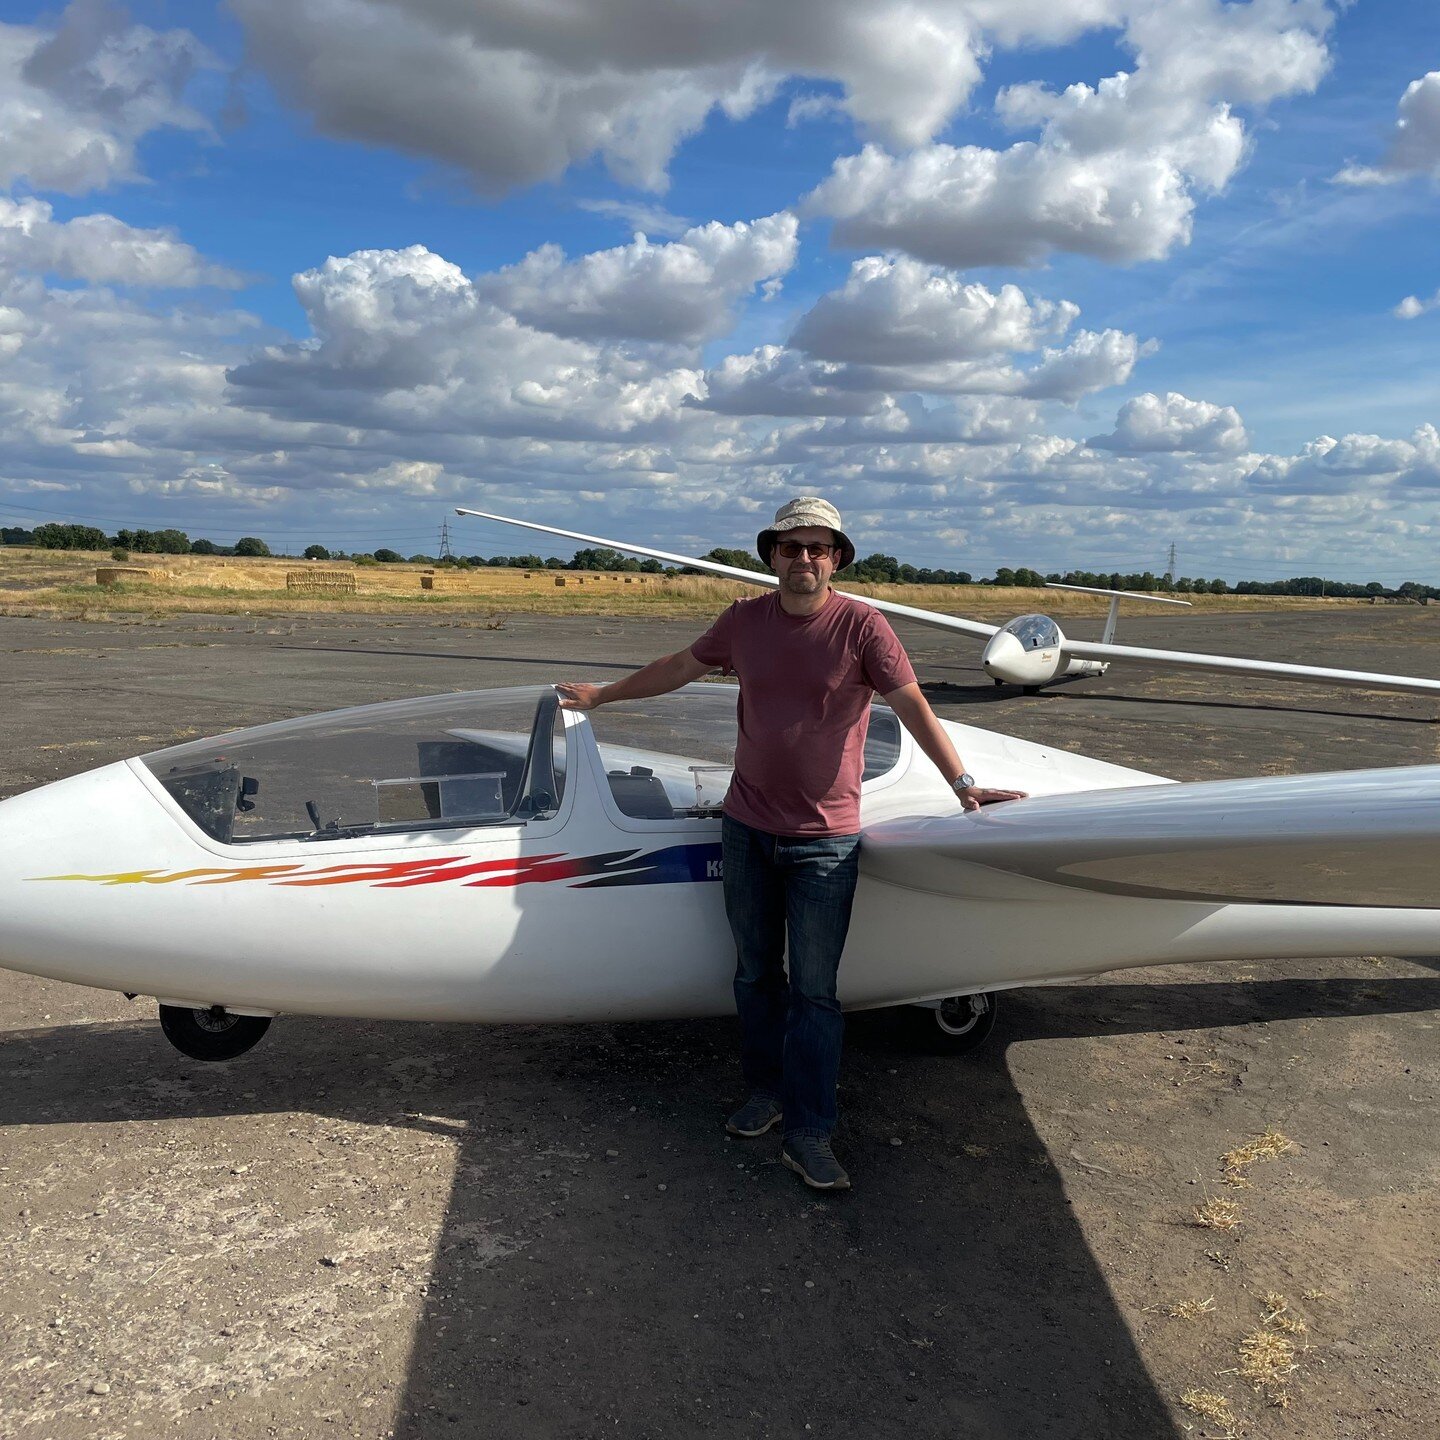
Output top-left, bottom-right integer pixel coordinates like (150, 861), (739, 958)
(775, 540), (837, 559)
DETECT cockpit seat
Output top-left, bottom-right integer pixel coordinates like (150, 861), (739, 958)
(606, 769), (675, 819)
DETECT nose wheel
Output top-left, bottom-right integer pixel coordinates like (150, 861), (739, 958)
(159, 1004), (272, 1061)
(900, 992), (997, 1054)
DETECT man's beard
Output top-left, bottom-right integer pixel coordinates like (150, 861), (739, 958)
(781, 568), (822, 595)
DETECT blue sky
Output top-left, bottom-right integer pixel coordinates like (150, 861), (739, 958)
(1, 0), (1439, 581)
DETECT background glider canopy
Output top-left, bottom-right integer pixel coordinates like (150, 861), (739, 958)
(456, 507), (1440, 699)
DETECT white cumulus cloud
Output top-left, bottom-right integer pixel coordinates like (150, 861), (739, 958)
(1017, 329), (1148, 404)
(479, 213), (798, 344)
(1246, 427), (1440, 493)
(0, 1), (210, 195)
(808, 0), (1331, 267)
(789, 256), (1078, 364)
(1395, 290), (1440, 319)
(696, 346), (882, 417)
(1088, 391), (1249, 453)
(1335, 71), (1440, 185)
(227, 244), (706, 440)
(0, 197), (240, 288)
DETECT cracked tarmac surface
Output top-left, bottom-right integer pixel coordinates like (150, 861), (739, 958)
(2, 605), (1439, 1439)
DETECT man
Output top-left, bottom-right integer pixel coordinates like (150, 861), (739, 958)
(557, 498), (1025, 1190)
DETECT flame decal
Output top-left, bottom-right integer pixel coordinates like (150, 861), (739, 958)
(32, 844), (723, 892)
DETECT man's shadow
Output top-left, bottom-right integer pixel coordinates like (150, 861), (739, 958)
(6, 976), (1439, 1438)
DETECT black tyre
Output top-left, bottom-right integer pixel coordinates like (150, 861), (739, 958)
(159, 1004), (271, 1061)
(899, 992), (997, 1055)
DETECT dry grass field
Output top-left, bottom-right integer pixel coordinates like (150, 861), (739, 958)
(0, 545), (1378, 621)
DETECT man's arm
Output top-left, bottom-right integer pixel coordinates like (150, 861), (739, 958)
(883, 682), (1027, 812)
(557, 648), (713, 711)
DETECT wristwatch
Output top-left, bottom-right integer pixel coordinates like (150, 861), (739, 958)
(952, 772), (976, 796)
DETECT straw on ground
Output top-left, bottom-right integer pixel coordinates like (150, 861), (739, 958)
(1222, 1129), (1293, 1188)
(1193, 1197), (1243, 1231)
(1261, 1292), (1308, 1337)
(1178, 1387), (1240, 1437)
(1237, 1328), (1298, 1407)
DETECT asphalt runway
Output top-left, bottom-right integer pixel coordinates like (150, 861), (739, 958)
(2, 605), (1439, 1439)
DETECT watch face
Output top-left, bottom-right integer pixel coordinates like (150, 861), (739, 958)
(957, 772), (975, 790)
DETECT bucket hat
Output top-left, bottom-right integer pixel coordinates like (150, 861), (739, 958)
(756, 496), (856, 571)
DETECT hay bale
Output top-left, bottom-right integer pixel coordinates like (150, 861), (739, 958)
(624, 577), (633, 584)
(554, 576), (567, 587)
(523, 571), (532, 578)
(95, 566), (166, 586)
(286, 568), (357, 594)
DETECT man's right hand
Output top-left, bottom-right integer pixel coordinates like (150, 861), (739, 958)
(557, 651), (711, 711)
(556, 682), (606, 710)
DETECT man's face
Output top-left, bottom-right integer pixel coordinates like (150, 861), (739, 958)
(771, 526), (838, 597)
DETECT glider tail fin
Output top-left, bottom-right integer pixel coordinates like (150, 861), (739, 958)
(1043, 582), (1192, 645)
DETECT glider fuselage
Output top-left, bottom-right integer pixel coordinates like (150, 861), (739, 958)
(4, 684), (1440, 1026)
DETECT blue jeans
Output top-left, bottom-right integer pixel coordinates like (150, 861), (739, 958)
(721, 815), (860, 1140)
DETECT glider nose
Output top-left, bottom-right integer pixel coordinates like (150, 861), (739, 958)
(0, 762), (159, 984)
(0, 783), (60, 973)
(0, 796), (15, 951)
(981, 630), (1026, 682)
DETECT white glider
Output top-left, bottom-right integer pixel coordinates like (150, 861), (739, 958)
(456, 507), (1440, 699)
(3, 683), (1440, 1061)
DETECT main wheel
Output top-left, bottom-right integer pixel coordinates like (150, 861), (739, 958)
(899, 992), (997, 1055)
(159, 1004), (271, 1061)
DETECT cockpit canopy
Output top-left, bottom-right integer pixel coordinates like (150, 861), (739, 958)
(1002, 613), (1061, 650)
(141, 686), (566, 844)
(140, 685), (903, 845)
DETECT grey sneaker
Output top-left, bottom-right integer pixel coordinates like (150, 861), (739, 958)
(726, 1094), (783, 1137)
(782, 1136), (851, 1190)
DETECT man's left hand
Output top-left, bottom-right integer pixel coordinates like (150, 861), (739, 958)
(958, 786), (1027, 813)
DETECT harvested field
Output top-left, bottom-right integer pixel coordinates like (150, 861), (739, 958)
(0, 544), (1395, 622)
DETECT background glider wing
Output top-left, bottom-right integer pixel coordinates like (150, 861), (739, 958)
(457, 506), (1440, 697)
(862, 764), (1440, 907)
(1059, 637), (1440, 696)
(454, 507), (1001, 642)
(1044, 582), (1192, 606)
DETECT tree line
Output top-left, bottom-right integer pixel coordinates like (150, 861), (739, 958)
(6, 523), (275, 557)
(3, 523), (1435, 599)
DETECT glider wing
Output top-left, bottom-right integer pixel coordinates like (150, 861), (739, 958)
(1060, 637), (1440, 697)
(454, 507), (1001, 641)
(862, 764), (1440, 908)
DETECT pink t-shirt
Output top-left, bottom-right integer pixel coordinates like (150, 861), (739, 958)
(689, 590), (916, 836)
